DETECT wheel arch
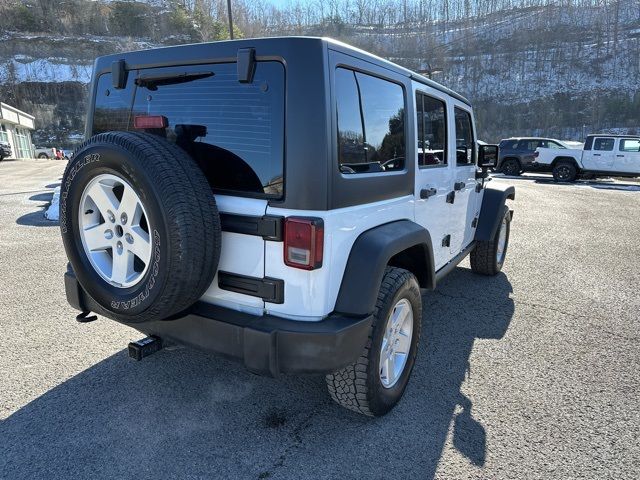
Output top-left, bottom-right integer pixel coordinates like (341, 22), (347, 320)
(334, 220), (435, 317)
(475, 185), (515, 242)
(500, 156), (522, 169)
(551, 156), (580, 170)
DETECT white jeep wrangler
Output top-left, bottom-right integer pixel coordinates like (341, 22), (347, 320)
(61, 38), (514, 416)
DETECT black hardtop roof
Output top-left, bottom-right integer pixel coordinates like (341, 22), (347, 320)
(93, 36), (471, 106)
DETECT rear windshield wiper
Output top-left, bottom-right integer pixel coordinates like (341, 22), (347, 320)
(135, 71), (214, 90)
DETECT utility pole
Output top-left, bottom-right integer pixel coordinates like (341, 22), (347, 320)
(227, 0), (234, 39)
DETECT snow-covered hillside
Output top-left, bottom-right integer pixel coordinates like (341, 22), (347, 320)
(0, 0), (638, 144)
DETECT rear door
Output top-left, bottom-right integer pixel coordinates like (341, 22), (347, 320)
(413, 87), (454, 270)
(518, 139), (542, 166)
(450, 105), (480, 255)
(615, 138), (640, 174)
(582, 137), (616, 171)
(92, 61), (286, 313)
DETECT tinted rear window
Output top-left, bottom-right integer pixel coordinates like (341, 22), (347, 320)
(499, 140), (518, 150)
(336, 67), (405, 174)
(92, 62), (285, 198)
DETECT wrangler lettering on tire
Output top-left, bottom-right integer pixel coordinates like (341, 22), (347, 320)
(60, 131), (222, 323)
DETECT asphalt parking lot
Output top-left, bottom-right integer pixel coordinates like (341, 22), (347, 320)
(1, 160), (639, 479)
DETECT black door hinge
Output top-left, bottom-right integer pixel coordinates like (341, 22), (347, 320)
(446, 191), (455, 204)
(442, 235), (451, 247)
(475, 183), (483, 193)
(471, 217), (478, 228)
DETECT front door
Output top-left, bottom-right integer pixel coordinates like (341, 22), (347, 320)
(615, 137), (640, 174)
(413, 88), (453, 271)
(449, 105), (480, 255)
(583, 137), (616, 171)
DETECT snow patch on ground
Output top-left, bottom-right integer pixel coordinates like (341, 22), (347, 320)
(44, 187), (60, 221)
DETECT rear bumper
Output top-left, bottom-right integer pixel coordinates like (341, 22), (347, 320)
(64, 271), (372, 377)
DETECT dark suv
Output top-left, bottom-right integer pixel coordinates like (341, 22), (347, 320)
(497, 137), (568, 175)
(0, 140), (11, 161)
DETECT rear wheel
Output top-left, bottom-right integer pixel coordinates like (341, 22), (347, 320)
(38, 153), (49, 159)
(501, 158), (521, 176)
(326, 267), (422, 416)
(552, 161), (577, 182)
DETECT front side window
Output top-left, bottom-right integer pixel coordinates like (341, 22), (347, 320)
(336, 67), (405, 174)
(594, 138), (615, 151)
(620, 138), (640, 152)
(416, 93), (447, 167)
(454, 107), (475, 165)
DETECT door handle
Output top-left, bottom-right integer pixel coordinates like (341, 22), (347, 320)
(446, 191), (455, 204)
(454, 181), (466, 191)
(593, 154), (601, 156)
(616, 154), (625, 157)
(420, 188), (437, 199)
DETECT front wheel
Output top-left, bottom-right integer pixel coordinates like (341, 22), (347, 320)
(470, 206), (511, 276)
(326, 267), (422, 416)
(38, 153), (49, 159)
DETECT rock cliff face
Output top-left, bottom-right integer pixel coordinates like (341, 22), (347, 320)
(1, 0), (638, 147)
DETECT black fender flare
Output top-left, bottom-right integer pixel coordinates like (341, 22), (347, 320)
(334, 220), (435, 316)
(475, 185), (515, 242)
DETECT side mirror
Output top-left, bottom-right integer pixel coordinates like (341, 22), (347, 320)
(479, 144), (499, 169)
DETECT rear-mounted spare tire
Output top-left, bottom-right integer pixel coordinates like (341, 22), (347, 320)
(60, 132), (222, 323)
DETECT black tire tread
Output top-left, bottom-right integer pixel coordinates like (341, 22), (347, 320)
(64, 131), (221, 322)
(470, 206), (509, 276)
(325, 267), (420, 416)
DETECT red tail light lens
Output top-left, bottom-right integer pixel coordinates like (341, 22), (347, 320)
(134, 115), (168, 129)
(284, 217), (324, 270)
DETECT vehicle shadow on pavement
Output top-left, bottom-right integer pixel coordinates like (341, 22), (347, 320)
(0, 267), (514, 480)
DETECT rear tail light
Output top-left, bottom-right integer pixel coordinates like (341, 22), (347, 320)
(284, 217), (324, 270)
(134, 115), (168, 129)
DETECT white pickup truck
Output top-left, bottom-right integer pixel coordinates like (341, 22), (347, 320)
(533, 134), (640, 182)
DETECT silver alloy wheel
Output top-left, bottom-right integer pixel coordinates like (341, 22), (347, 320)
(379, 298), (414, 389)
(78, 173), (152, 288)
(496, 215), (508, 264)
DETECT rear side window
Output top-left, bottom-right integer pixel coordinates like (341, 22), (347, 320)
(93, 62), (285, 198)
(499, 140), (518, 150)
(620, 139), (640, 152)
(518, 140), (541, 151)
(594, 138), (615, 151)
(454, 108), (475, 165)
(336, 68), (405, 174)
(416, 93), (447, 167)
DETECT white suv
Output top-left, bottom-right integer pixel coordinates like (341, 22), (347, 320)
(61, 37), (515, 416)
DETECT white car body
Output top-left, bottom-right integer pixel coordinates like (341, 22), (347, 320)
(535, 135), (640, 176)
